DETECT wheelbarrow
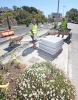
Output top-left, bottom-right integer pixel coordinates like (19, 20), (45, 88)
(47, 28), (72, 43)
(9, 36), (23, 48)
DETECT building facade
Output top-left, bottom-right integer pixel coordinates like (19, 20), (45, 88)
(0, 7), (12, 15)
(51, 12), (62, 18)
(48, 12), (62, 18)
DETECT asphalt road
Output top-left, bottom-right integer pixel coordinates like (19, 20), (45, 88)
(67, 23), (78, 100)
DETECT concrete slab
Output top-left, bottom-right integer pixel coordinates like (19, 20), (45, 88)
(39, 36), (63, 48)
(39, 35), (63, 55)
(39, 42), (62, 53)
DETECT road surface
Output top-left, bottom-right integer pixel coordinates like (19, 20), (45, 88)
(67, 23), (78, 100)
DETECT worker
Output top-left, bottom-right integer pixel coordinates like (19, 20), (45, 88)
(53, 22), (57, 29)
(57, 17), (67, 38)
(30, 18), (37, 48)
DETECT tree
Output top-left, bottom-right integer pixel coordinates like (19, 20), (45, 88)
(0, 6), (46, 26)
(22, 6), (30, 12)
(3, 11), (13, 30)
(48, 18), (54, 23)
(11, 11), (17, 18)
(76, 16), (78, 21)
(30, 7), (38, 13)
(13, 6), (17, 11)
(66, 8), (78, 21)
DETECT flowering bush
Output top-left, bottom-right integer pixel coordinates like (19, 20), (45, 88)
(16, 62), (75, 100)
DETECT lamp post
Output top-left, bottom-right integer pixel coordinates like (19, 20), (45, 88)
(63, 6), (66, 17)
(56, 0), (60, 28)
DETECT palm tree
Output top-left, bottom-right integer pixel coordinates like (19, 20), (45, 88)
(3, 11), (13, 30)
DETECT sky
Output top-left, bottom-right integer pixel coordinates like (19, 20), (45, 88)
(0, 0), (78, 17)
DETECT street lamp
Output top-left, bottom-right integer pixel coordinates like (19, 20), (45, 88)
(63, 6), (66, 17)
(56, 0), (60, 28)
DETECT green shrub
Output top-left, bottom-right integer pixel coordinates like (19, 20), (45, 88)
(11, 59), (20, 68)
(4, 64), (9, 72)
(25, 22), (29, 27)
(16, 62), (75, 100)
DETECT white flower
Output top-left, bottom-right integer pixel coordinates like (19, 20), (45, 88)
(56, 87), (58, 89)
(23, 82), (26, 87)
(40, 88), (42, 91)
(33, 92), (37, 96)
(47, 84), (50, 87)
(23, 94), (27, 97)
(50, 80), (55, 82)
(29, 94), (32, 97)
(58, 85), (59, 87)
(40, 91), (43, 95)
(28, 85), (30, 89)
(39, 74), (41, 76)
(20, 86), (24, 90)
(53, 93), (55, 97)
(53, 89), (55, 92)
(30, 98), (33, 100)
(47, 91), (50, 95)
(19, 90), (21, 93)
(37, 90), (40, 94)
(61, 89), (64, 94)
(50, 87), (52, 90)
(50, 93), (52, 97)
(42, 74), (46, 78)
(50, 91), (52, 94)
(32, 86), (36, 89)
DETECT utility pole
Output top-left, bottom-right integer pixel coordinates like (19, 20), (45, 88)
(56, 0), (60, 29)
(63, 6), (66, 17)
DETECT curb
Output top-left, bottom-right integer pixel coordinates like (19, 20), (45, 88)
(67, 42), (72, 79)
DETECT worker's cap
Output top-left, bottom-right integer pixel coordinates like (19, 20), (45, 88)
(62, 17), (65, 20)
(32, 18), (36, 22)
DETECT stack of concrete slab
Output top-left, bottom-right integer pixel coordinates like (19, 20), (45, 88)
(39, 35), (63, 57)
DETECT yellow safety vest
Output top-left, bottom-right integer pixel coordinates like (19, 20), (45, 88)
(61, 21), (67, 30)
(54, 22), (57, 27)
(30, 24), (37, 36)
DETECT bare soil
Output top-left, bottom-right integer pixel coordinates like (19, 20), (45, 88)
(0, 61), (26, 99)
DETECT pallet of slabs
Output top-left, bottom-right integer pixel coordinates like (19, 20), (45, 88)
(39, 35), (63, 57)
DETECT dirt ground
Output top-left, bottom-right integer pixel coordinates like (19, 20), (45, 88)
(0, 60), (26, 99)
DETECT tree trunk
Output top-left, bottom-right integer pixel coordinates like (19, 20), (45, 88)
(7, 16), (11, 30)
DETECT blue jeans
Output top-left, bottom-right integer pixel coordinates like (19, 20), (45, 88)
(31, 36), (37, 42)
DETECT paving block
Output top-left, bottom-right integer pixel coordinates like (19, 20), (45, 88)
(40, 35), (63, 48)
(39, 35), (63, 56)
(39, 42), (62, 55)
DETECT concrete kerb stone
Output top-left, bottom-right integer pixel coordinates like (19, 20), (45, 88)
(0, 42), (29, 64)
(64, 43), (69, 75)
(67, 41), (78, 100)
(67, 42), (72, 80)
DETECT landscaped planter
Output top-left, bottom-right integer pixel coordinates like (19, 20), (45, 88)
(16, 62), (75, 100)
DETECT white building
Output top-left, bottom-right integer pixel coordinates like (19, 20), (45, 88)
(48, 12), (62, 18)
(51, 12), (62, 18)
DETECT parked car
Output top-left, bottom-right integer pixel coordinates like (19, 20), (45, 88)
(71, 20), (75, 23)
(40, 24), (44, 27)
(48, 24), (50, 26)
(74, 21), (78, 24)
